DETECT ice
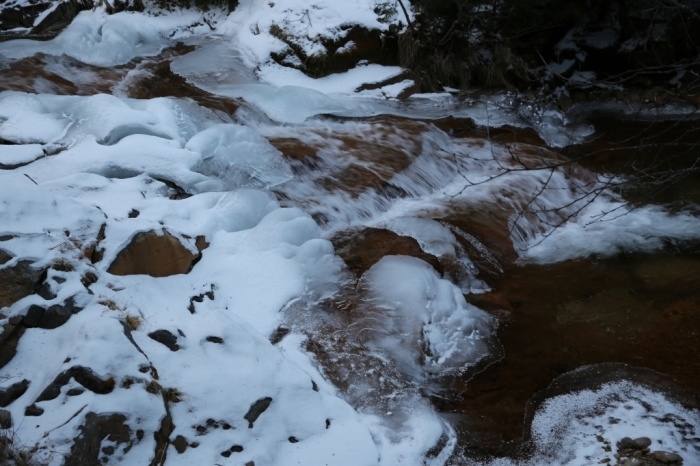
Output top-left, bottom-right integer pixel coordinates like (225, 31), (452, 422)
(184, 123), (292, 191)
(359, 255), (497, 380)
(0, 9), (208, 67)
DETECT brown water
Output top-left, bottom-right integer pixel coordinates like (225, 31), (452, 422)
(2, 49), (699, 464)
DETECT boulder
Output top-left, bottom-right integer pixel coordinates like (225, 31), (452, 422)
(0, 379), (30, 407)
(0, 1), (53, 30)
(31, 0), (94, 34)
(23, 297), (81, 329)
(0, 250), (45, 309)
(0, 409), (11, 429)
(108, 231), (203, 278)
(0, 317), (25, 369)
(331, 227), (442, 278)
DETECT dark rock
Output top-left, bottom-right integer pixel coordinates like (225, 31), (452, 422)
(269, 325), (290, 345)
(0, 320), (25, 369)
(31, 0), (94, 34)
(0, 1), (53, 30)
(148, 330), (179, 352)
(205, 336), (223, 344)
(651, 451), (683, 463)
(108, 230), (201, 277)
(244, 397), (272, 428)
(288, 436), (298, 443)
(326, 419), (330, 429)
(0, 253), (45, 309)
(101, 445), (115, 455)
(230, 445), (243, 452)
(64, 413), (132, 466)
(128, 209), (140, 218)
(35, 366), (115, 403)
(150, 410), (174, 466)
(222, 423), (232, 430)
(24, 404), (43, 416)
(81, 271), (98, 288)
(619, 437), (638, 449)
(23, 297), (82, 329)
(67, 388), (85, 396)
(187, 285), (215, 314)
(634, 437), (652, 449)
(0, 379), (30, 407)
(36, 281), (58, 300)
(245, 462), (255, 466)
(312, 380), (318, 392)
(221, 450), (231, 457)
(0, 409), (11, 429)
(172, 435), (188, 454)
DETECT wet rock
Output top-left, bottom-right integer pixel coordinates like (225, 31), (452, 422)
(108, 230), (201, 277)
(0, 409), (11, 429)
(23, 297), (82, 329)
(0, 251), (45, 309)
(244, 397), (272, 428)
(651, 451), (683, 463)
(31, 0), (94, 34)
(148, 330), (180, 352)
(331, 227), (442, 278)
(35, 366), (115, 403)
(0, 379), (30, 407)
(64, 413), (132, 466)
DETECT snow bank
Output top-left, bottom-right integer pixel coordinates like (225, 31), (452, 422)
(484, 377), (700, 466)
(0, 89), (450, 466)
(0, 8), (214, 67)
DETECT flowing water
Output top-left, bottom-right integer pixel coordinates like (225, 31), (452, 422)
(1, 37), (700, 464)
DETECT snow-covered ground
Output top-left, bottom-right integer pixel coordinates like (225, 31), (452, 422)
(1, 1), (699, 465)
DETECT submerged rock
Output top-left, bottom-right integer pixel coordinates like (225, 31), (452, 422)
(108, 231), (202, 277)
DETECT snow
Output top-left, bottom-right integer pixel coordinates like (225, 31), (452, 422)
(484, 378), (700, 466)
(0, 89), (449, 466)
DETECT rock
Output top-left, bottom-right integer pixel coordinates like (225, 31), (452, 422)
(244, 397), (272, 428)
(24, 404), (44, 416)
(34, 366), (115, 403)
(150, 410), (174, 466)
(0, 1), (53, 30)
(0, 409), (11, 429)
(64, 413), (132, 466)
(331, 227), (443, 279)
(31, 0), (94, 34)
(23, 297), (82, 329)
(108, 230), (202, 278)
(269, 325), (290, 345)
(205, 336), (224, 344)
(651, 451), (683, 463)
(0, 379), (30, 407)
(148, 330), (180, 352)
(634, 437), (652, 449)
(0, 320), (25, 369)
(172, 435), (188, 454)
(619, 437), (638, 449)
(0, 251), (45, 309)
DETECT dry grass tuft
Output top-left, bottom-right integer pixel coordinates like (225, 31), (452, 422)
(124, 314), (142, 331)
